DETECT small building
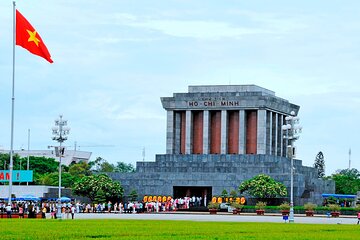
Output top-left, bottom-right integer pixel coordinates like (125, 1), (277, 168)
(0, 149), (91, 166)
(108, 85), (334, 205)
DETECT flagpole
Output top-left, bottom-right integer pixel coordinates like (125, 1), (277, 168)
(27, 129), (30, 186)
(8, 0), (16, 206)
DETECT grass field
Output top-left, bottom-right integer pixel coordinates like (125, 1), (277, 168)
(1, 219), (360, 239)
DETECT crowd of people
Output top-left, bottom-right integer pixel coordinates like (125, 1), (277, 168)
(78, 196), (205, 214)
(0, 201), (76, 219)
(0, 195), (208, 218)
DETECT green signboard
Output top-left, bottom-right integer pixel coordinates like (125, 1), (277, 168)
(0, 170), (33, 182)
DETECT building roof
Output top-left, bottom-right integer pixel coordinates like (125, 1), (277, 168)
(161, 84), (299, 115)
(322, 194), (357, 199)
(188, 85), (275, 96)
(0, 149), (92, 166)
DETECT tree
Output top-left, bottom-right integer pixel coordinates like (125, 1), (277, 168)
(129, 189), (138, 201)
(69, 161), (92, 178)
(337, 168), (360, 178)
(89, 157), (115, 172)
(239, 174), (287, 198)
(221, 189), (228, 198)
(23, 156), (59, 175)
(0, 153), (18, 170)
(72, 174), (123, 202)
(36, 172), (75, 188)
(229, 189), (238, 199)
(330, 168), (360, 194)
(314, 151), (325, 178)
(115, 162), (135, 173)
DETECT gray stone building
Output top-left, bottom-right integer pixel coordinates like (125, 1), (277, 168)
(108, 85), (334, 205)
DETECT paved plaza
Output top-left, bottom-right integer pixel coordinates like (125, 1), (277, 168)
(70, 212), (358, 225)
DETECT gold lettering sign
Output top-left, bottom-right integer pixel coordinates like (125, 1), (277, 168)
(188, 100), (239, 107)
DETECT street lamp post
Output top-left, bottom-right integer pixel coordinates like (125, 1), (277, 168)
(52, 115), (70, 219)
(282, 111), (302, 223)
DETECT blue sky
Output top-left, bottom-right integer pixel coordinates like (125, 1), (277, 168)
(0, 0), (359, 175)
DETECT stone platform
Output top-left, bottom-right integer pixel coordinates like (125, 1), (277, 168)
(108, 154), (334, 205)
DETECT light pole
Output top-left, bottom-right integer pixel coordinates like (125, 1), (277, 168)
(282, 111), (302, 223)
(52, 115), (70, 219)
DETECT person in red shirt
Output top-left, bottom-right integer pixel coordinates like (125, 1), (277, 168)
(18, 205), (24, 218)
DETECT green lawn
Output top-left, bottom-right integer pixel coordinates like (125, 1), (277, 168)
(1, 220), (360, 239)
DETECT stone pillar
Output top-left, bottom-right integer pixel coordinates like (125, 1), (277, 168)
(267, 111), (272, 155)
(192, 111), (203, 154)
(257, 109), (267, 154)
(282, 115), (288, 157)
(210, 111), (221, 154)
(166, 111), (174, 154)
(180, 112), (186, 154)
(278, 114), (283, 157)
(174, 112), (181, 154)
(227, 111), (239, 154)
(185, 110), (192, 154)
(272, 112), (278, 156)
(239, 110), (246, 154)
(203, 110), (210, 154)
(221, 110), (227, 154)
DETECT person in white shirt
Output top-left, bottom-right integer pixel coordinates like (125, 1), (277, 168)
(76, 202), (80, 213)
(71, 205), (76, 219)
(6, 204), (12, 218)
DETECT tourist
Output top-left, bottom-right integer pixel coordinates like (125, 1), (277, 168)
(86, 203), (91, 213)
(71, 205), (76, 219)
(6, 204), (12, 218)
(96, 203), (101, 213)
(65, 207), (70, 219)
(42, 206), (47, 218)
(28, 203), (35, 218)
(18, 205), (24, 218)
(76, 202), (80, 213)
(51, 207), (56, 219)
(119, 202), (123, 213)
(107, 201), (112, 213)
(113, 202), (118, 213)
(127, 202), (134, 213)
(101, 202), (105, 212)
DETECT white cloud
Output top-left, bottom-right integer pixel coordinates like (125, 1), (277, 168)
(229, 9), (309, 32)
(93, 36), (160, 44)
(127, 20), (272, 40)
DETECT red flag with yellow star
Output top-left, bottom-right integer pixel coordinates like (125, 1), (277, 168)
(16, 10), (53, 63)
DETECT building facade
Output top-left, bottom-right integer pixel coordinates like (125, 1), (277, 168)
(108, 85), (334, 205)
(162, 85), (298, 156)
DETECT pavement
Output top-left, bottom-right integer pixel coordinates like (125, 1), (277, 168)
(66, 212), (359, 225)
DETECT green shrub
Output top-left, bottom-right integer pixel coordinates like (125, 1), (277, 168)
(278, 202), (290, 210)
(229, 189), (238, 199)
(326, 196), (337, 204)
(355, 205), (360, 212)
(207, 202), (220, 209)
(255, 201), (267, 210)
(304, 202), (317, 211)
(230, 202), (244, 210)
(328, 204), (340, 212)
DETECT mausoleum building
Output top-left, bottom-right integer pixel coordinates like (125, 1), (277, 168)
(108, 85), (334, 205)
